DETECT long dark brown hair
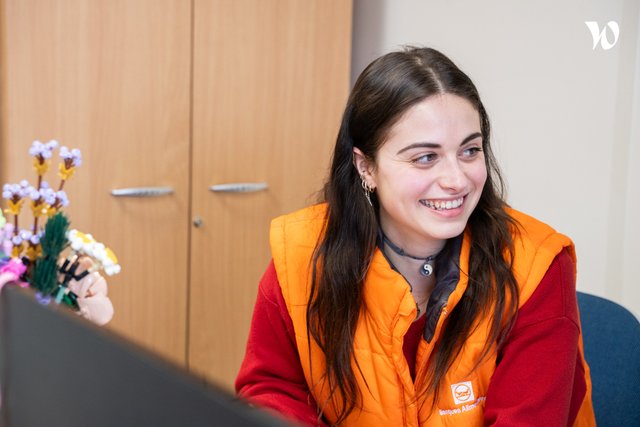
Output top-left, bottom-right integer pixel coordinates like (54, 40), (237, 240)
(307, 47), (519, 424)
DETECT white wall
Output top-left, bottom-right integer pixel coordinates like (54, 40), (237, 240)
(352, 0), (640, 315)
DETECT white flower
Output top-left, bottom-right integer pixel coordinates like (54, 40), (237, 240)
(66, 229), (120, 276)
(67, 229), (96, 252)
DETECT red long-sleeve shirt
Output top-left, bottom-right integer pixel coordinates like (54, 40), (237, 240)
(236, 249), (586, 426)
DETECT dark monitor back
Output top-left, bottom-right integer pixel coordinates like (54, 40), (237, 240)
(0, 285), (290, 427)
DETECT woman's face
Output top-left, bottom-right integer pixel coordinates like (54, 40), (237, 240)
(354, 94), (487, 255)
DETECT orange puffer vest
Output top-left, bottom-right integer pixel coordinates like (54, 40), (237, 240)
(270, 204), (595, 426)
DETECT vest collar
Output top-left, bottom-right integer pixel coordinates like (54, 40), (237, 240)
(423, 235), (463, 342)
(372, 233), (466, 343)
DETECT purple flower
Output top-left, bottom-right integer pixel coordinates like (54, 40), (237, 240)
(2, 181), (30, 201)
(2, 184), (12, 199)
(59, 146), (82, 167)
(29, 182), (56, 205)
(43, 188), (57, 205)
(27, 185), (39, 199)
(55, 190), (69, 207)
(29, 140), (59, 159)
(19, 229), (32, 241)
(35, 292), (52, 305)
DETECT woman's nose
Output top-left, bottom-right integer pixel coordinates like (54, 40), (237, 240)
(438, 159), (466, 191)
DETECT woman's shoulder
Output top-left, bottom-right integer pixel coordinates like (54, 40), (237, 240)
(271, 203), (327, 234)
(505, 207), (561, 237)
(269, 204), (328, 289)
(504, 206), (573, 252)
(501, 207), (575, 305)
(273, 203), (327, 222)
(270, 203), (328, 245)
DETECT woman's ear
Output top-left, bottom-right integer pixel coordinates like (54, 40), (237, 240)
(352, 147), (376, 189)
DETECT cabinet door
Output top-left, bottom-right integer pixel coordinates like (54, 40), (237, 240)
(190, 0), (352, 388)
(0, 0), (192, 365)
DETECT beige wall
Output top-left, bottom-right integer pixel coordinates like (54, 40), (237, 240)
(352, 0), (640, 315)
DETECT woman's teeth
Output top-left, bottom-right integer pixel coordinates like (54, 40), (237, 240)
(423, 197), (464, 210)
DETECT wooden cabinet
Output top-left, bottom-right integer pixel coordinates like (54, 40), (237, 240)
(0, 0), (352, 389)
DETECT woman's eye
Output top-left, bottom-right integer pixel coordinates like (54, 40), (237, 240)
(461, 147), (483, 158)
(412, 153), (437, 165)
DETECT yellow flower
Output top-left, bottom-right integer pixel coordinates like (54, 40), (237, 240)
(6, 199), (24, 216)
(11, 244), (23, 258)
(30, 200), (48, 217)
(25, 244), (41, 261)
(33, 158), (50, 176)
(58, 163), (76, 181)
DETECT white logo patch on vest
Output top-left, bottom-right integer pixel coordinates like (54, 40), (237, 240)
(451, 381), (475, 405)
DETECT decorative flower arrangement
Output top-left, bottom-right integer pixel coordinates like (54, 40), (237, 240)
(0, 140), (119, 325)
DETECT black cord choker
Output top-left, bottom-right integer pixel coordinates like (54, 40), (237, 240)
(382, 233), (437, 277)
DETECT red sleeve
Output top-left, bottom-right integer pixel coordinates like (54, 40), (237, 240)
(484, 248), (587, 426)
(235, 260), (325, 426)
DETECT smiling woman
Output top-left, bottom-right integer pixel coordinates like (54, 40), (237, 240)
(355, 94), (488, 257)
(235, 47), (596, 427)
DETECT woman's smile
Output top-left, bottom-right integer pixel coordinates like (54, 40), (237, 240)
(420, 196), (465, 211)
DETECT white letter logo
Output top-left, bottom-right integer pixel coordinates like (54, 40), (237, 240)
(585, 21), (620, 50)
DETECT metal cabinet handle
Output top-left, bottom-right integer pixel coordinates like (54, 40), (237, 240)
(110, 186), (174, 197)
(209, 182), (268, 193)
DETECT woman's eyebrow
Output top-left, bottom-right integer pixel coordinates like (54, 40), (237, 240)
(396, 142), (439, 155)
(460, 132), (483, 146)
(396, 132), (482, 155)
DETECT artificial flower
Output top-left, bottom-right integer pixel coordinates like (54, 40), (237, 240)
(2, 140), (119, 325)
(3, 181), (31, 216)
(66, 229), (121, 276)
(58, 146), (82, 184)
(30, 140), (59, 177)
(29, 140), (59, 159)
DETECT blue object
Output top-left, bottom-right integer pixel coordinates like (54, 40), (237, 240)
(577, 291), (640, 427)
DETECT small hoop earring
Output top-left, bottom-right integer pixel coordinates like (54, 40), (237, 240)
(361, 177), (374, 207)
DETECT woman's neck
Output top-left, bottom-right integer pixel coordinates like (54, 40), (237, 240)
(378, 226), (446, 317)
(378, 222), (446, 259)
(382, 242), (436, 316)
